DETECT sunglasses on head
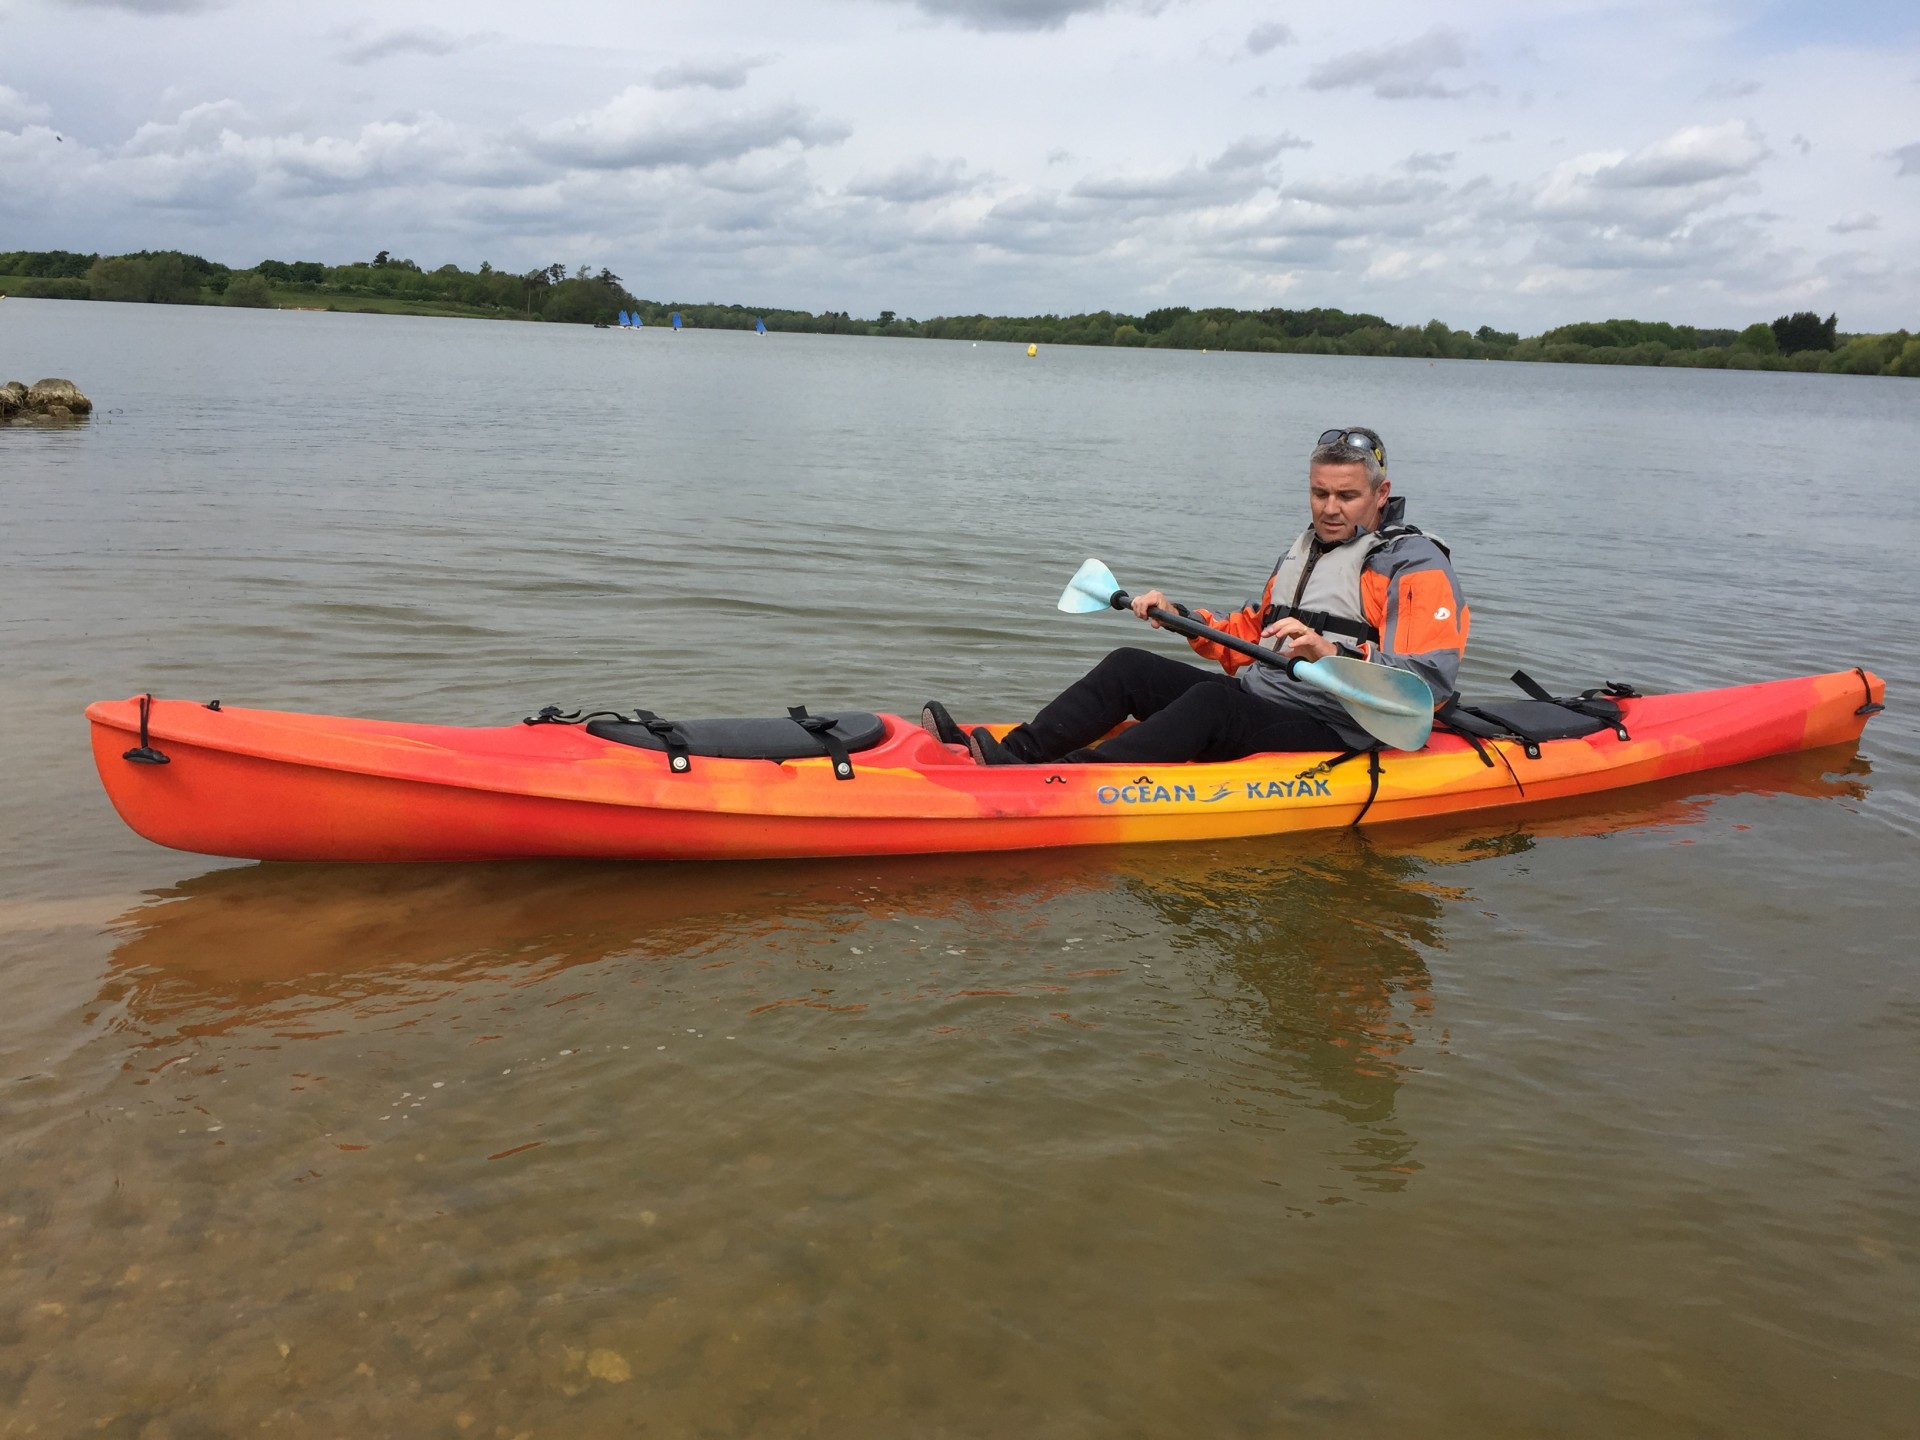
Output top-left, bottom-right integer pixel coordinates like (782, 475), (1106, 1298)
(1317, 428), (1385, 466)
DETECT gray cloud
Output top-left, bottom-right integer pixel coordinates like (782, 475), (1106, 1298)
(1830, 211), (1879, 233)
(1894, 142), (1920, 174)
(335, 27), (485, 66)
(1402, 151), (1456, 173)
(1245, 21), (1293, 56)
(847, 156), (988, 202)
(1287, 174), (1446, 209)
(887, 0), (1126, 31)
(1070, 135), (1297, 207)
(651, 57), (769, 91)
(1306, 28), (1471, 100)
(1527, 211), (1770, 274)
(1703, 79), (1761, 99)
(528, 92), (848, 171)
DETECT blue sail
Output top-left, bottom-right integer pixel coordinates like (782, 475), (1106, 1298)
(671, 311), (682, 331)
(755, 317), (766, 335)
(618, 310), (629, 327)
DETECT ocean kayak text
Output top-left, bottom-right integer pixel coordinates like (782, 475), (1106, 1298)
(1095, 778), (1334, 805)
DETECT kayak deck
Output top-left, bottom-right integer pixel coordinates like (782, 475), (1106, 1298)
(86, 670), (1885, 862)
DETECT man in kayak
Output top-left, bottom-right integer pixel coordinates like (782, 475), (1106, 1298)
(934, 426), (1469, 765)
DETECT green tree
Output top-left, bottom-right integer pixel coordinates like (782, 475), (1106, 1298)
(1771, 311), (1836, 353)
(225, 272), (274, 307)
(86, 255), (150, 302)
(1732, 322), (1778, 354)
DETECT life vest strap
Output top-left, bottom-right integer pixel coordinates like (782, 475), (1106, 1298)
(1259, 604), (1379, 644)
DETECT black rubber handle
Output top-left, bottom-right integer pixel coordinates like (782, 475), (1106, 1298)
(1108, 589), (1301, 678)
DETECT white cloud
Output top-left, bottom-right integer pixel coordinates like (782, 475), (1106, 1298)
(0, 84), (51, 128)
(1592, 120), (1769, 188)
(1305, 28), (1473, 101)
(526, 89), (848, 172)
(1829, 211), (1878, 233)
(1402, 151), (1456, 174)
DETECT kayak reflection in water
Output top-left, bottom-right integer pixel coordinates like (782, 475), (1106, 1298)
(932, 426), (1471, 767)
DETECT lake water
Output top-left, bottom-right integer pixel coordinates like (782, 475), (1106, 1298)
(2, 298), (1916, 1436)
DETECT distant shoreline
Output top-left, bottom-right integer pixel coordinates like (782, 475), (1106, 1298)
(4, 247), (1915, 378)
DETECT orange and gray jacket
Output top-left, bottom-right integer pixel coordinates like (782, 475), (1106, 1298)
(1188, 495), (1470, 748)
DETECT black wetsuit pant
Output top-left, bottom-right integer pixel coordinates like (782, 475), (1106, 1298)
(1000, 647), (1347, 765)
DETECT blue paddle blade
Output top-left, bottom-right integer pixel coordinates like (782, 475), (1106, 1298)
(1292, 655), (1436, 750)
(1058, 558), (1122, 613)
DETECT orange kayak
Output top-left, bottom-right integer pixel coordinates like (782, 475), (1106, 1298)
(86, 670), (1884, 863)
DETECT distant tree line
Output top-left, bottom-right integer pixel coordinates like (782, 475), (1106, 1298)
(3, 247), (1915, 377)
(0, 248), (646, 325)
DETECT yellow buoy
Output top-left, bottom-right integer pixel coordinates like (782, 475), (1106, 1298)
(1027, 343), (1037, 357)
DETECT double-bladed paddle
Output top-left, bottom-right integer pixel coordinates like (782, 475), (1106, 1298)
(1056, 558), (1435, 751)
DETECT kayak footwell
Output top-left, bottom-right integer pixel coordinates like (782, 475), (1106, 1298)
(86, 670), (1885, 862)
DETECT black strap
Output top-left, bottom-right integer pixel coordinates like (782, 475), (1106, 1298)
(1510, 669), (1553, 702)
(1350, 748), (1383, 826)
(633, 708), (693, 773)
(1853, 667), (1884, 716)
(1261, 603), (1378, 644)
(524, 703), (696, 769)
(1511, 670), (1632, 742)
(523, 705), (639, 726)
(789, 706), (855, 780)
(122, 692), (171, 765)
(1433, 698), (1496, 768)
(1289, 745), (1383, 823)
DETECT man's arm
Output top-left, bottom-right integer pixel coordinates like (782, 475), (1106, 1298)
(1359, 537), (1471, 700)
(1125, 588), (1269, 673)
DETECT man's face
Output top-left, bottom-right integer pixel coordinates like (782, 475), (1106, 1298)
(1308, 462), (1389, 544)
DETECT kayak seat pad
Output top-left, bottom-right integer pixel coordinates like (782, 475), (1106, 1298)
(1439, 700), (1616, 743)
(586, 711), (888, 761)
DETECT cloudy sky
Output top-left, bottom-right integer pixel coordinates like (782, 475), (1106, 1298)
(3, 0), (1916, 331)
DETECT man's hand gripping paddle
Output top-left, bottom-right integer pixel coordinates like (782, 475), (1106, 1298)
(1056, 558), (1435, 751)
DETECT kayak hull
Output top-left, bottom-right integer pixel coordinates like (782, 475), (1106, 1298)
(86, 671), (1884, 863)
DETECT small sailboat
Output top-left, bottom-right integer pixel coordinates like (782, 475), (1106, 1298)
(755, 317), (767, 336)
(671, 312), (682, 333)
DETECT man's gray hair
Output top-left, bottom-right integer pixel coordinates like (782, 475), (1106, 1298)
(1310, 440), (1386, 488)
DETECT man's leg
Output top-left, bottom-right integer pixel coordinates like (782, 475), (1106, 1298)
(1072, 682), (1347, 764)
(1000, 647), (1222, 762)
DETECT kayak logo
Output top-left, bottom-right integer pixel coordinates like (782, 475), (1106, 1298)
(1434, 606), (1451, 620)
(1246, 778), (1332, 799)
(1097, 782), (1199, 805)
(1094, 778), (1333, 805)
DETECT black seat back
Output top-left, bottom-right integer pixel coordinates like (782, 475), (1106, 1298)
(585, 711), (887, 761)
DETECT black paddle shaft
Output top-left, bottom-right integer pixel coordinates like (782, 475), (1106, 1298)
(1107, 590), (1305, 678)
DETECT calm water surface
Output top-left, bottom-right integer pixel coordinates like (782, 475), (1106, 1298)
(1, 299), (1916, 1436)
